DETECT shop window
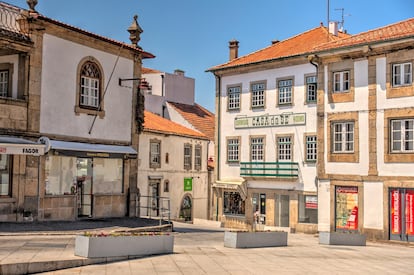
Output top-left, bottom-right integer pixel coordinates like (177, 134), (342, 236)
(250, 82), (265, 108)
(45, 156), (123, 195)
(0, 155), (11, 196)
(184, 143), (192, 170)
(194, 145), (202, 171)
(150, 139), (161, 168)
(335, 186), (359, 231)
(227, 85), (241, 111)
(45, 156), (77, 195)
(227, 137), (240, 163)
(93, 158), (123, 194)
(223, 191), (245, 215)
(298, 194), (317, 224)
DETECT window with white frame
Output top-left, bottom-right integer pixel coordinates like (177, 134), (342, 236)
(306, 76), (317, 103)
(333, 71), (350, 93)
(251, 83), (265, 108)
(184, 144), (192, 170)
(306, 135), (317, 161)
(194, 145), (202, 170)
(80, 62), (101, 108)
(227, 138), (240, 162)
(150, 140), (161, 168)
(392, 62), (412, 87)
(278, 79), (293, 104)
(0, 70), (9, 97)
(391, 119), (414, 152)
(250, 137), (264, 161)
(333, 122), (354, 153)
(228, 86), (241, 110)
(278, 136), (292, 161)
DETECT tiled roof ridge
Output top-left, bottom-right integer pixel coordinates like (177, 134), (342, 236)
(3, 2), (155, 59)
(313, 17), (414, 51)
(194, 103), (214, 116)
(37, 14), (154, 58)
(143, 111), (208, 139)
(208, 25), (350, 71)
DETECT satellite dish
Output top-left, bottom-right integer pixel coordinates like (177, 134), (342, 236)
(38, 136), (51, 153)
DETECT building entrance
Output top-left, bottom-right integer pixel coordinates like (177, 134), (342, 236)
(390, 188), (414, 242)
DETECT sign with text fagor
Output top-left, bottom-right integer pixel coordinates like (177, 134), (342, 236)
(234, 113), (306, 129)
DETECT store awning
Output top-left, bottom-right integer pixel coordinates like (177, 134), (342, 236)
(44, 138), (137, 159)
(0, 136), (45, 156)
(213, 178), (247, 200)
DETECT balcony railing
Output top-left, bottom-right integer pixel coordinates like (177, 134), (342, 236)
(240, 162), (299, 178)
(0, 2), (30, 41)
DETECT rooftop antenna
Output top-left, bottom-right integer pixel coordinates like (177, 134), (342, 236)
(335, 8), (351, 32)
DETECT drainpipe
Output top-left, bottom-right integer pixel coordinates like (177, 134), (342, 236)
(214, 73), (221, 221)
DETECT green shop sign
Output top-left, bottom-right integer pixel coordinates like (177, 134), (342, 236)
(184, 177), (193, 191)
(234, 113), (306, 129)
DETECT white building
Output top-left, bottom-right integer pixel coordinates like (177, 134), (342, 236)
(208, 26), (349, 232)
(138, 111), (210, 221)
(313, 17), (414, 241)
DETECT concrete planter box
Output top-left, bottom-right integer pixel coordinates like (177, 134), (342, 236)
(75, 234), (174, 258)
(224, 231), (288, 248)
(319, 231), (366, 246)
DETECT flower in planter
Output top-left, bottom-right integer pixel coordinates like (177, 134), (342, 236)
(82, 231), (170, 237)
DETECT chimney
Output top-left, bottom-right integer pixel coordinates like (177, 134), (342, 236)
(271, 39), (280, 45)
(329, 21), (338, 36)
(229, 40), (239, 61)
(174, 69), (185, 76)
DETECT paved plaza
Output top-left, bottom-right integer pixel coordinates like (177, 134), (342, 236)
(0, 220), (413, 274)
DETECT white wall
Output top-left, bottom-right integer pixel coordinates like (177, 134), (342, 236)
(363, 181), (384, 229)
(138, 132), (209, 220)
(218, 63), (318, 192)
(323, 60), (370, 176)
(376, 57), (414, 176)
(40, 34), (133, 142)
(318, 180), (331, 232)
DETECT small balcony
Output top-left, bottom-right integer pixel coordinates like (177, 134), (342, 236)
(240, 162), (299, 178)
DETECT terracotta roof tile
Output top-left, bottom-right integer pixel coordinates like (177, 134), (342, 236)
(314, 18), (414, 52)
(143, 111), (207, 139)
(208, 26), (350, 71)
(167, 102), (215, 141)
(142, 67), (162, 74)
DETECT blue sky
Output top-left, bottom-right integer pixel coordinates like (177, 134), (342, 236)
(6, 0), (413, 112)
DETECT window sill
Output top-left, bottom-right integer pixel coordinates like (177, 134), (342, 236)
(74, 106), (105, 118)
(0, 97), (27, 107)
(0, 197), (16, 203)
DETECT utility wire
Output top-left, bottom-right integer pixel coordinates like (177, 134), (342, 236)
(88, 45), (124, 134)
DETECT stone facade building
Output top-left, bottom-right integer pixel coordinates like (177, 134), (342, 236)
(0, 1), (153, 221)
(313, 18), (414, 241)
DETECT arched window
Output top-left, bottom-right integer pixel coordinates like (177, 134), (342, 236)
(75, 57), (105, 118)
(80, 61), (100, 108)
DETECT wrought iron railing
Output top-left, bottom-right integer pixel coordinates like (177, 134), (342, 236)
(0, 2), (30, 40)
(240, 162), (299, 178)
